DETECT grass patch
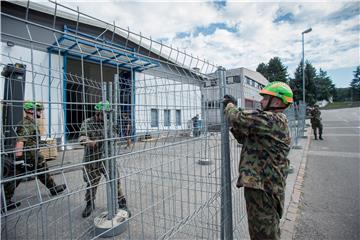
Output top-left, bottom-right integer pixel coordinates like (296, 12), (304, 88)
(322, 101), (360, 110)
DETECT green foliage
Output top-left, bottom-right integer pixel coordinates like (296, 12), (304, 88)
(267, 57), (288, 83)
(322, 101), (360, 109)
(256, 57), (288, 83)
(262, 58), (338, 106)
(334, 88), (351, 102)
(314, 69), (336, 102)
(289, 61), (317, 105)
(256, 63), (267, 78)
(350, 66), (360, 101)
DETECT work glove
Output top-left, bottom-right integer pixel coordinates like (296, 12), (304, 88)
(223, 94), (237, 108)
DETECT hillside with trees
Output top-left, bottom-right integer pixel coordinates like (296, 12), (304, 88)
(255, 58), (353, 106)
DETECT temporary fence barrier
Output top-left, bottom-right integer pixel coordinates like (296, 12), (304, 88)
(1, 1), (306, 239)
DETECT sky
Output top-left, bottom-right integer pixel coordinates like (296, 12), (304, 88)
(38, 0), (359, 88)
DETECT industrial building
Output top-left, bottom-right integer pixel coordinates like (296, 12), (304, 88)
(1, 1), (267, 145)
(203, 67), (268, 127)
(1, 1), (207, 146)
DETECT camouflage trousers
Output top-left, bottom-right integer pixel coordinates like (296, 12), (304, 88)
(82, 161), (124, 203)
(3, 155), (56, 202)
(244, 188), (283, 240)
(311, 120), (323, 135)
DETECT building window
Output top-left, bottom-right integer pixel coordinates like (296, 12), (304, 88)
(234, 75), (241, 83)
(151, 109), (158, 127)
(215, 100), (221, 108)
(246, 78), (250, 85)
(164, 109), (171, 126)
(226, 76), (234, 84)
(176, 110), (181, 126)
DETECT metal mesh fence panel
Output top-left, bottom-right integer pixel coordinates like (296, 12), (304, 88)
(1, 1), (305, 239)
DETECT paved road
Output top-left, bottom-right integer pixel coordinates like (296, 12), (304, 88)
(294, 107), (360, 239)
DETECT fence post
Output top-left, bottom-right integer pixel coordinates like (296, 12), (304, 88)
(218, 66), (233, 240)
(292, 105), (302, 149)
(93, 83), (128, 237)
(301, 103), (307, 138)
(108, 82), (118, 214)
(103, 83), (115, 220)
(113, 74), (119, 211)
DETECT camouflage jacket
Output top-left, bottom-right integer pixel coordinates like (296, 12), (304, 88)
(310, 108), (322, 122)
(225, 105), (291, 198)
(16, 116), (43, 159)
(79, 116), (117, 162)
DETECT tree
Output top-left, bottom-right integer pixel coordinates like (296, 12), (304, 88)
(334, 88), (351, 102)
(289, 61), (317, 105)
(267, 57), (288, 83)
(256, 57), (288, 82)
(314, 69), (336, 102)
(256, 63), (268, 78)
(350, 66), (360, 101)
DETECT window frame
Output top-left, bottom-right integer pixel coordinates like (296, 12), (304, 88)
(164, 109), (171, 127)
(151, 108), (159, 127)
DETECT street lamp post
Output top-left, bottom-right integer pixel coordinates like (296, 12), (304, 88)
(302, 27), (312, 105)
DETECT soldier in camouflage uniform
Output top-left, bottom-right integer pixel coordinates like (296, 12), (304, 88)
(121, 112), (132, 149)
(79, 101), (130, 218)
(224, 81), (293, 240)
(310, 105), (323, 140)
(2, 101), (66, 211)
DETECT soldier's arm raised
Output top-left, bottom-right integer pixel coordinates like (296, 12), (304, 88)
(224, 104), (271, 136)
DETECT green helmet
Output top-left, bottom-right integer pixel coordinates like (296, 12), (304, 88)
(259, 81), (293, 105)
(23, 101), (44, 111)
(95, 100), (111, 112)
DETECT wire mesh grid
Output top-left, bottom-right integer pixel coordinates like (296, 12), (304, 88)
(1, 1), (305, 239)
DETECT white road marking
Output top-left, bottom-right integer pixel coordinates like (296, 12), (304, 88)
(308, 151), (360, 158)
(322, 127), (360, 129)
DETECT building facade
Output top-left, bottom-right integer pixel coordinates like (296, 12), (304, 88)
(203, 67), (268, 128)
(1, 1), (208, 146)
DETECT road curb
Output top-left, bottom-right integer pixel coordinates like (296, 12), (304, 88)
(281, 128), (311, 240)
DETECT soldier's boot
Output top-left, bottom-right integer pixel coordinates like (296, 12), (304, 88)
(319, 129), (323, 140)
(82, 201), (95, 218)
(118, 197), (131, 217)
(49, 184), (67, 196)
(1, 200), (21, 212)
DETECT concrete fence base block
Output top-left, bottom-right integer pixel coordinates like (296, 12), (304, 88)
(197, 158), (212, 165)
(94, 209), (129, 238)
(292, 145), (302, 149)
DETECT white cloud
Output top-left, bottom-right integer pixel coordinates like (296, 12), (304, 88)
(38, 0), (359, 78)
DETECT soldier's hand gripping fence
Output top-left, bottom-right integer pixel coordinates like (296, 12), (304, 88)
(1, 1), (306, 239)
